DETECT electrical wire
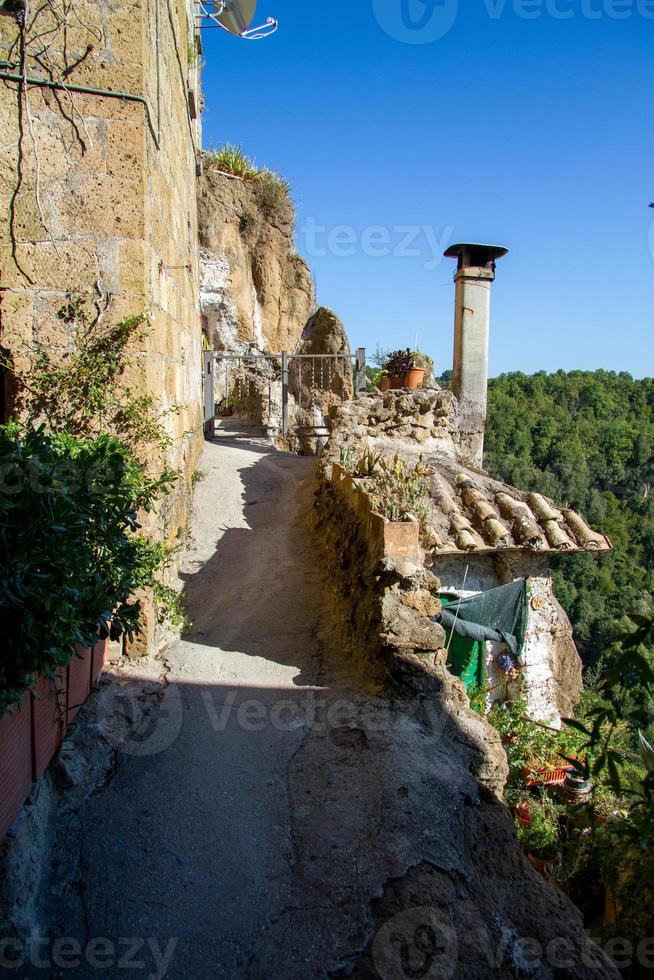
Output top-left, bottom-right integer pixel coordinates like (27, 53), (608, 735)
(445, 564), (470, 655)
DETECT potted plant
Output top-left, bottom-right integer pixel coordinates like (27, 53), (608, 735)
(562, 770), (593, 804)
(382, 349), (412, 389)
(382, 349), (428, 389)
(516, 797), (561, 874)
(406, 351), (429, 389)
(377, 370), (390, 392)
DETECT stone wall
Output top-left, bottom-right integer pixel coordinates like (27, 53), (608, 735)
(0, 0), (203, 555)
(327, 387), (459, 458)
(437, 555), (583, 725)
(316, 461), (510, 796)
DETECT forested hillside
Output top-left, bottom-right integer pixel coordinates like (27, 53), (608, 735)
(484, 371), (654, 664)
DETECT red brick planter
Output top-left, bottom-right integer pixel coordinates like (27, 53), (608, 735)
(66, 646), (93, 725)
(0, 699), (32, 839)
(91, 638), (108, 688)
(0, 639), (109, 839)
(31, 670), (67, 781)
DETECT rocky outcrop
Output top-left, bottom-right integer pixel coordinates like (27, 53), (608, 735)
(549, 596), (584, 718)
(198, 161), (314, 353)
(291, 306), (353, 411)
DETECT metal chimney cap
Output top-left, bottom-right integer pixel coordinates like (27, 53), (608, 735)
(444, 243), (509, 266)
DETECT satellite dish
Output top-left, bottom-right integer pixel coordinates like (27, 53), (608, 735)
(200, 0), (278, 38)
(216, 0), (256, 35)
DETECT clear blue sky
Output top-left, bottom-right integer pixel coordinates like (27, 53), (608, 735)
(201, 1), (653, 378)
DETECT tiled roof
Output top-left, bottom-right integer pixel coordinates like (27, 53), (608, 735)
(424, 456), (612, 556)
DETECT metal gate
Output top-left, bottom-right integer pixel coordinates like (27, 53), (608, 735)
(203, 348), (366, 438)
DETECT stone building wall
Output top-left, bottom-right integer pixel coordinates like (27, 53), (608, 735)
(437, 555), (583, 726)
(0, 0), (203, 540)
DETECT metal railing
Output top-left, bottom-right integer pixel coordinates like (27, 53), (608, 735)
(203, 348), (366, 439)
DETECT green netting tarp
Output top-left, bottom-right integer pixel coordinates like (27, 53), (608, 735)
(436, 579), (528, 658)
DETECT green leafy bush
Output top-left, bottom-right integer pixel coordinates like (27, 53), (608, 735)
(0, 424), (173, 712)
(516, 796), (562, 859)
(12, 301), (169, 458)
(252, 170), (293, 227)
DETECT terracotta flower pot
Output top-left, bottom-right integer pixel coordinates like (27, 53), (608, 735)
(66, 645), (92, 725)
(0, 698), (32, 839)
(404, 367), (425, 389)
(31, 670), (67, 780)
(378, 377), (391, 392)
(514, 801), (533, 827)
(388, 376), (405, 390)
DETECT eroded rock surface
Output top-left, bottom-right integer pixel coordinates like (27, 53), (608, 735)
(291, 306), (354, 410)
(198, 161), (314, 354)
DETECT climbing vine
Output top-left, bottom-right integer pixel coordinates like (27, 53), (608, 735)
(3, 0), (103, 276)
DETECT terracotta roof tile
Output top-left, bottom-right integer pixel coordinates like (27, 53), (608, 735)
(424, 456), (612, 556)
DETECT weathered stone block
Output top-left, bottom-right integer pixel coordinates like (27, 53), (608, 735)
(0, 291), (33, 350)
(400, 590), (441, 617)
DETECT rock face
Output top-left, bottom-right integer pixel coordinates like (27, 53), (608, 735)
(549, 596), (584, 718)
(198, 162), (314, 354)
(291, 306), (354, 410)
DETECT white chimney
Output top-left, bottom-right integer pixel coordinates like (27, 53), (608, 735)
(444, 243), (509, 468)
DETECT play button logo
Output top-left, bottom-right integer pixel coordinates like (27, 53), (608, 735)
(372, 0), (459, 43)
